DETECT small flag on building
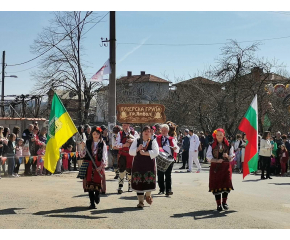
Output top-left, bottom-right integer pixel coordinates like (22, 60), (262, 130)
(89, 59), (111, 82)
(238, 95), (259, 179)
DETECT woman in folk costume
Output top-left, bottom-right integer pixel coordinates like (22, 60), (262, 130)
(129, 126), (159, 208)
(206, 128), (235, 211)
(79, 126), (107, 209)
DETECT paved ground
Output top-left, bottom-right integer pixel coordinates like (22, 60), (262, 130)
(0, 163), (290, 229)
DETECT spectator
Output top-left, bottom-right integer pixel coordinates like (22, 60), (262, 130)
(179, 129), (190, 170)
(282, 134), (290, 172)
(154, 124), (161, 135)
(279, 144), (288, 177)
(234, 134), (242, 171)
(38, 127), (47, 144)
(150, 126), (157, 140)
(75, 125), (87, 170)
(240, 133), (247, 174)
(30, 126), (43, 175)
(3, 127), (10, 138)
(86, 126), (92, 140)
(101, 126), (109, 146)
(0, 126), (6, 177)
(36, 144), (46, 176)
(199, 131), (206, 162)
(275, 131), (283, 175)
(64, 136), (77, 171)
(63, 145), (73, 171)
(260, 131), (272, 180)
(7, 133), (16, 177)
(14, 138), (24, 177)
(13, 126), (21, 140)
(32, 121), (39, 128)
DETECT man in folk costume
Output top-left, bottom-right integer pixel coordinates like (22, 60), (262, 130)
(156, 124), (180, 196)
(79, 127), (107, 209)
(206, 128), (235, 211)
(115, 123), (139, 194)
(129, 125), (159, 208)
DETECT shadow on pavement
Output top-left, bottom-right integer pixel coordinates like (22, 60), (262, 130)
(91, 207), (143, 215)
(242, 179), (262, 182)
(33, 206), (90, 216)
(268, 183), (290, 185)
(72, 192), (118, 198)
(47, 214), (107, 219)
(171, 210), (237, 220)
(119, 196), (137, 200)
(0, 208), (25, 215)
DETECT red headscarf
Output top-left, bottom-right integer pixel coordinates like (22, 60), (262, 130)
(212, 128), (229, 149)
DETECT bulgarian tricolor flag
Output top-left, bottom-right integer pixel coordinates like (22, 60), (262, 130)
(238, 95), (259, 179)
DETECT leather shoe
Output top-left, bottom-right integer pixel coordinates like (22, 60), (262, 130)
(158, 191), (164, 195)
(261, 176), (266, 180)
(267, 177), (272, 179)
(217, 205), (223, 211)
(179, 166), (185, 169)
(89, 204), (96, 209)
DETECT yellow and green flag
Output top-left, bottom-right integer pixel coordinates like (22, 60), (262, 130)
(44, 93), (77, 173)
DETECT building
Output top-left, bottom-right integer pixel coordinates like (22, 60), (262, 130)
(95, 71), (171, 123)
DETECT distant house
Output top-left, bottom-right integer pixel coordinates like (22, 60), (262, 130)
(95, 71), (171, 123)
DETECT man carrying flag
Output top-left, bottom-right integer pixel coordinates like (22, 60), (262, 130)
(44, 92), (78, 173)
(238, 95), (259, 179)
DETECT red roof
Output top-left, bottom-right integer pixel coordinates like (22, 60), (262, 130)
(117, 74), (171, 84)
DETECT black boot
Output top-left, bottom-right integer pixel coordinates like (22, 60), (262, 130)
(94, 191), (100, 204)
(89, 192), (96, 209)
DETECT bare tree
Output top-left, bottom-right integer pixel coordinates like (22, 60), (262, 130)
(162, 40), (290, 135)
(31, 11), (102, 124)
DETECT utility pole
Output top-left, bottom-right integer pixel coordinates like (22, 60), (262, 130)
(1, 51), (5, 117)
(108, 11), (116, 146)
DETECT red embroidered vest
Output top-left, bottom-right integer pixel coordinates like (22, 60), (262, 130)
(156, 135), (177, 160)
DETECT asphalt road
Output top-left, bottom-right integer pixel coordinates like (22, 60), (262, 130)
(0, 163), (290, 229)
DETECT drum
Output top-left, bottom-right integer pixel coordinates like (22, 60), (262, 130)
(156, 152), (174, 172)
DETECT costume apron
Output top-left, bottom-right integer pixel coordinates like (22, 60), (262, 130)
(209, 143), (234, 195)
(131, 139), (156, 192)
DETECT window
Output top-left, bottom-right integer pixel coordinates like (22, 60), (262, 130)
(138, 88), (145, 95)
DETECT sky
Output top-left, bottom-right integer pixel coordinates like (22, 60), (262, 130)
(1, 11), (290, 95)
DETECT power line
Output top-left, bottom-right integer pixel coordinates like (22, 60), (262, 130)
(118, 35), (290, 47)
(6, 62), (43, 74)
(83, 12), (109, 36)
(7, 11), (93, 67)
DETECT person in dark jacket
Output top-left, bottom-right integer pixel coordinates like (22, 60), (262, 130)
(7, 133), (16, 177)
(275, 131), (283, 175)
(179, 129), (190, 169)
(22, 124), (34, 175)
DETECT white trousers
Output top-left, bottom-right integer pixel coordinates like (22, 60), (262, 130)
(189, 151), (201, 171)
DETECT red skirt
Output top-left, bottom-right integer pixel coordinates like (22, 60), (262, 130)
(83, 160), (103, 192)
(209, 162), (234, 195)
